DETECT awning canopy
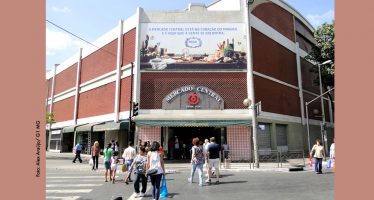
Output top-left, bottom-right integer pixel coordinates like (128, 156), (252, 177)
(62, 124), (87, 133)
(134, 113), (252, 127)
(62, 125), (76, 133)
(76, 122), (104, 132)
(93, 120), (129, 132)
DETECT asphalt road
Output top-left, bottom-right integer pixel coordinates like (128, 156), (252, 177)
(46, 159), (334, 200)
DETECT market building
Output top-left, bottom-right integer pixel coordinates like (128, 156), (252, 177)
(46, 0), (334, 161)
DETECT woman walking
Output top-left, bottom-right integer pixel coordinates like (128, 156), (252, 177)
(91, 141), (100, 171)
(188, 137), (204, 186)
(104, 143), (113, 182)
(128, 146), (147, 197)
(146, 141), (165, 200)
(311, 139), (324, 174)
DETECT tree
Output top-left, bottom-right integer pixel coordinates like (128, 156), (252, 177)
(46, 112), (56, 124)
(305, 21), (335, 110)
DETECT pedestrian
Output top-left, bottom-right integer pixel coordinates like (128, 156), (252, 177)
(128, 146), (147, 197)
(136, 139), (143, 154)
(111, 151), (119, 184)
(104, 143), (113, 182)
(222, 142), (229, 160)
(330, 139), (335, 169)
(91, 141), (100, 170)
(188, 137), (204, 186)
(123, 141), (136, 182)
(146, 141), (165, 200)
(203, 139), (210, 177)
(72, 142), (83, 163)
(174, 136), (180, 159)
(311, 138), (324, 174)
(206, 137), (221, 183)
(114, 141), (119, 155)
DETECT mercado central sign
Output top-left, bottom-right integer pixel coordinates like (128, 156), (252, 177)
(162, 85), (224, 110)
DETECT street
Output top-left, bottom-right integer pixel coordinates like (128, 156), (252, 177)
(47, 159), (334, 200)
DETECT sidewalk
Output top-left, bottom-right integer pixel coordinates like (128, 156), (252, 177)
(46, 152), (331, 172)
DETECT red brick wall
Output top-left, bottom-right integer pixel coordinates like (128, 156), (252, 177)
(254, 76), (301, 117)
(54, 64), (77, 94)
(47, 78), (52, 98)
(252, 28), (298, 86)
(122, 28), (136, 66)
(52, 96), (74, 122)
(140, 72), (247, 109)
(300, 58), (320, 94)
(80, 39), (118, 83)
(78, 82), (115, 119)
(303, 92), (331, 122)
(252, 2), (295, 42)
(119, 76), (132, 112)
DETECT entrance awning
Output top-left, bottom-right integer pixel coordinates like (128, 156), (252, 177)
(76, 122), (104, 132)
(62, 124), (87, 133)
(93, 120), (129, 132)
(134, 113), (252, 127)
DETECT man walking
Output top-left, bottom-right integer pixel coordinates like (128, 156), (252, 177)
(206, 137), (221, 183)
(72, 142), (82, 163)
(123, 141), (136, 182)
(203, 139), (210, 177)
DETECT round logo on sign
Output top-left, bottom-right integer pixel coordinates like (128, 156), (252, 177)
(188, 92), (199, 105)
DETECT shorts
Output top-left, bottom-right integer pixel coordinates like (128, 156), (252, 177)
(111, 164), (117, 171)
(208, 158), (220, 169)
(104, 160), (111, 170)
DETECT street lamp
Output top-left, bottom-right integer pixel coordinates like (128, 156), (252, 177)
(318, 60), (332, 159)
(243, 98), (259, 168)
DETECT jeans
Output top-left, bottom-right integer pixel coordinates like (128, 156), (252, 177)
(314, 158), (323, 173)
(126, 159), (133, 180)
(73, 150), (82, 163)
(190, 163), (204, 185)
(150, 174), (162, 200)
(92, 156), (98, 169)
(134, 173), (147, 193)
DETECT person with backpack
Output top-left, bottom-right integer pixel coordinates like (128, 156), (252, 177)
(104, 143), (113, 182)
(128, 146), (147, 197)
(146, 141), (165, 200)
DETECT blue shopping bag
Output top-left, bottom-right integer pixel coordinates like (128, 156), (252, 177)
(327, 159), (332, 168)
(160, 175), (169, 198)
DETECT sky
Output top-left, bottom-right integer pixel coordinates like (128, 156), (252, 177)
(46, 0), (334, 72)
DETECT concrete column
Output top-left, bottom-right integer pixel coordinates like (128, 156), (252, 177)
(133, 7), (142, 104)
(114, 20), (124, 122)
(295, 42), (306, 125)
(48, 64), (58, 151)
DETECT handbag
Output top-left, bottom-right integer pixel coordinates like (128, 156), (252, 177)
(160, 175), (169, 198)
(89, 158), (93, 166)
(147, 168), (158, 176)
(121, 164), (127, 173)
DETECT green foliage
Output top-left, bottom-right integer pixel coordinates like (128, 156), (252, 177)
(305, 21), (335, 88)
(46, 112), (56, 124)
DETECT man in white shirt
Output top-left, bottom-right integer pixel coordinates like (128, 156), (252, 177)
(123, 141), (136, 182)
(203, 139), (210, 177)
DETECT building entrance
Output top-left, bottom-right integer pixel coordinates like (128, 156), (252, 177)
(166, 127), (225, 160)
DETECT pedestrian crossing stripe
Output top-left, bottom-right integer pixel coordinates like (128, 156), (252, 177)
(47, 175), (119, 179)
(46, 196), (80, 200)
(47, 184), (102, 187)
(47, 179), (104, 183)
(46, 189), (92, 194)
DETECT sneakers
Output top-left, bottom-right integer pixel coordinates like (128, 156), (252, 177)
(139, 193), (145, 197)
(205, 179), (211, 183)
(134, 193), (140, 198)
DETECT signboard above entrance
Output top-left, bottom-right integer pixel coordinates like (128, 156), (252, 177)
(162, 85), (224, 110)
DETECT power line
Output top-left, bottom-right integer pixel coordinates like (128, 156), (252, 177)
(46, 19), (117, 57)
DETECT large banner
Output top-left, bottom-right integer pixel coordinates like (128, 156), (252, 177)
(140, 23), (247, 71)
